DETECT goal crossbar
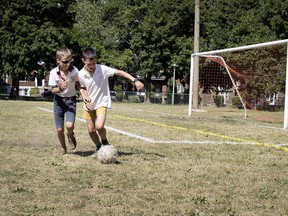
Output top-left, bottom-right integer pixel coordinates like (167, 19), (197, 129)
(189, 39), (288, 129)
(192, 39), (288, 56)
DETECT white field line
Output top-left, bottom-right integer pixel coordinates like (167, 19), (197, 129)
(37, 107), (255, 145)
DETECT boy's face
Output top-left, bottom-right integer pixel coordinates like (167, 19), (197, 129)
(57, 55), (72, 71)
(82, 57), (97, 73)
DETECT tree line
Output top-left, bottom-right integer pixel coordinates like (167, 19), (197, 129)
(0, 0), (287, 97)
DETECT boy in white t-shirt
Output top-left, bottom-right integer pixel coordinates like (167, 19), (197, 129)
(48, 47), (79, 155)
(78, 48), (144, 157)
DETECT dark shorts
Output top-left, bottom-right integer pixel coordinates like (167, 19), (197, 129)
(53, 95), (76, 129)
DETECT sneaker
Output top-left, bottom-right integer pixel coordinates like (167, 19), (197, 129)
(91, 150), (99, 157)
(91, 145), (102, 157)
(67, 132), (77, 150)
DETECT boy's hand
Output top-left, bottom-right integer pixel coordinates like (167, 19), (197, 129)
(83, 96), (92, 110)
(57, 80), (67, 91)
(85, 102), (93, 110)
(135, 81), (144, 91)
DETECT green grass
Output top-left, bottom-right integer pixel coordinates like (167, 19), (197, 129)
(0, 100), (287, 215)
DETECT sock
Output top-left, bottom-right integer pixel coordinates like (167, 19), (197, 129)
(102, 139), (109, 145)
(96, 144), (102, 150)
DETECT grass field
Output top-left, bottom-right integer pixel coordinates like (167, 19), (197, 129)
(0, 99), (287, 216)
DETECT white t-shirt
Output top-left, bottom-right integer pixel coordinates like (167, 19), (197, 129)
(78, 64), (115, 110)
(48, 65), (79, 97)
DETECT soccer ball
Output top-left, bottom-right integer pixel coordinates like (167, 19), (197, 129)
(97, 145), (118, 164)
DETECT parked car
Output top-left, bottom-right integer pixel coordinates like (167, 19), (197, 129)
(110, 91), (117, 101)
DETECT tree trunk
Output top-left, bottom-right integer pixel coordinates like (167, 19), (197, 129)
(9, 78), (19, 99)
(144, 77), (150, 103)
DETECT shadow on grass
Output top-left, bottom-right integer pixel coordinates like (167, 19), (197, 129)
(73, 150), (136, 158)
(73, 150), (95, 157)
(118, 151), (135, 157)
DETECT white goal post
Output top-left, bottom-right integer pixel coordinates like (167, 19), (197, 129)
(189, 39), (288, 129)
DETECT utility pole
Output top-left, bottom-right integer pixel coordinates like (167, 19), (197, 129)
(192, 0), (200, 109)
(171, 64), (178, 105)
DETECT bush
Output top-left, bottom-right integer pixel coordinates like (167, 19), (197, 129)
(149, 92), (161, 104)
(29, 88), (39, 95)
(232, 96), (242, 108)
(116, 92), (123, 101)
(213, 95), (224, 107)
(114, 85), (122, 92)
(128, 95), (139, 103)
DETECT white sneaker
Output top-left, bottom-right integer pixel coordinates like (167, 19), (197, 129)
(91, 145), (101, 157)
(91, 150), (98, 157)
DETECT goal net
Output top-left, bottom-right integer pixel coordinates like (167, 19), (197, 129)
(189, 39), (288, 128)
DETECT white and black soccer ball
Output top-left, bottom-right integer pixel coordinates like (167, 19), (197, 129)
(97, 145), (118, 164)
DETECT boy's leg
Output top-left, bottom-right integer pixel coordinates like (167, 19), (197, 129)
(95, 107), (109, 145)
(86, 119), (102, 148)
(65, 97), (77, 150)
(66, 122), (76, 150)
(54, 96), (66, 155)
(57, 127), (66, 155)
(83, 109), (102, 150)
(86, 118), (102, 157)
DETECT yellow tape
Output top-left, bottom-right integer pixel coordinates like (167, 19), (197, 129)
(113, 114), (288, 152)
(114, 115), (188, 131)
(195, 130), (288, 152)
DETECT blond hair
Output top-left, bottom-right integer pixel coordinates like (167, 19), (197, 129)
(56, 47), (72, 60)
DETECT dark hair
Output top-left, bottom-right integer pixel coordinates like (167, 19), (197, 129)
(82, 48), (97, 60)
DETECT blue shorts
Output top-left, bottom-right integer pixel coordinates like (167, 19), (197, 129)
(53, 95), (76, 129)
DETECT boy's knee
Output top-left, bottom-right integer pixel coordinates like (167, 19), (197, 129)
(88, 128), (96, 134)
(57, 128), (64, 134)
(66, 122), (74, 130)
(96, 125), (105, 132)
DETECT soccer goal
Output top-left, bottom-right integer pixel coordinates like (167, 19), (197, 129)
(189, 39), (288, 129)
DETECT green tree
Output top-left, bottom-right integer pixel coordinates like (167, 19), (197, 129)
(2, 0), (287, 102)
(0, 0), (77, 97)
(200, 0), (288, 99)
(201, 0), (288, 49)
(74, 0), (194, 98)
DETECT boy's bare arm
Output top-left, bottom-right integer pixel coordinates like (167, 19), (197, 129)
(114, 70), (144, 90)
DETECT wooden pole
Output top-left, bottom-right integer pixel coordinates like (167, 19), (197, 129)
(192, 0), (200, 109)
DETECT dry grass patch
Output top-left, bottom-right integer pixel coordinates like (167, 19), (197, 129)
(0, 100), (287, 215)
